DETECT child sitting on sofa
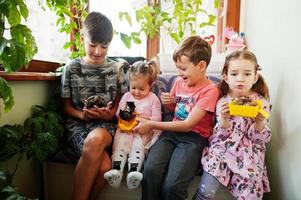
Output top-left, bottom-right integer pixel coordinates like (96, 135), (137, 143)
(104, 60), (162, 190)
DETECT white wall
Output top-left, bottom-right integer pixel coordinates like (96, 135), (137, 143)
(0, 81), (52, 125)
(242, 0), (301, 199)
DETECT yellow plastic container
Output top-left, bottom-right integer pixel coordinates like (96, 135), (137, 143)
(118, 118), (138, 132)
(229, 99), (270, 118)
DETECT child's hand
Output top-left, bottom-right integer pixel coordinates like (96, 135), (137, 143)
(254, 112), (267, 132)
(220, 102), (230, 119)
(133, 117), (152, 135)
(161, 92), (175, 105)
(84, 101), (115, 121)
(220, 102), (230, 128)
(136, 113), (150, 120)
(81, 110), (91, 121)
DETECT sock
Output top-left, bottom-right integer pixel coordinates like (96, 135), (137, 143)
(126, 171), (143, 190)
(104, 169), (123, 188)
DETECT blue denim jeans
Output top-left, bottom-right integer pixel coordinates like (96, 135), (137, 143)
(142, 131), (208, 200)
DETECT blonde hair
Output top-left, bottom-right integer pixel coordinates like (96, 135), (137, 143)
(117, 59), (159, 86)
(129, 60), (159, 86)
(219, 50), (270, 100)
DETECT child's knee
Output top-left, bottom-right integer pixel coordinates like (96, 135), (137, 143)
(84, 130), (109, 151)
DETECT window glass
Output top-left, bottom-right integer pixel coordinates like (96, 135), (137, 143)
(25, 0), (69, 63)
(160, 0), (224, 54)
(89, 0), (147, 57)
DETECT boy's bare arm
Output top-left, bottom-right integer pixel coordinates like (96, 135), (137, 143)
(63, 98), (88, 121)
(135, 106), (207, 134)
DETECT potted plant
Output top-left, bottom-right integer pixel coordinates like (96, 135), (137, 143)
(1, 1), (64, 198)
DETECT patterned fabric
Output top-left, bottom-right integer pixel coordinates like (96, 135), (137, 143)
(60, 57), (128, 159)
(202, 92), (271, 199)
(61, 57), (128, 110)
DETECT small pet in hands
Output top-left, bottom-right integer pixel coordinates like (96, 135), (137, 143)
(84, 95), (107, 109)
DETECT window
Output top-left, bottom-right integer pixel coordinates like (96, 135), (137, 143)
(159, 0), (221, 54)
(24, 0), (69, 63)
(1, 0), (240, 80)
(89, 0), (147, 57)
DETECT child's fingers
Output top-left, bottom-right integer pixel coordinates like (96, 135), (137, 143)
(135, 117), (144, 122)
(161, 93), (175, 104)
(106, 101), (113, 109)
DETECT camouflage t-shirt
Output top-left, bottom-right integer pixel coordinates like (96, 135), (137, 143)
(61, 57), (128, 109)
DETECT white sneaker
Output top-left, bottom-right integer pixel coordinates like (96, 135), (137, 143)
(126, 171), (143, 190)
(104, 169), (123, 188)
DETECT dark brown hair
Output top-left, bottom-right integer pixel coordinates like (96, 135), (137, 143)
(173, 35), (212, 67)
(82, 12), (113, 44)
(219, 50), (270, 99)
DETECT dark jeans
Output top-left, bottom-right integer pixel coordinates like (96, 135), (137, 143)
(142, 131), (208, 200)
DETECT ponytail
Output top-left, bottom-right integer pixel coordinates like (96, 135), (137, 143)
(252, 74), (270, 100)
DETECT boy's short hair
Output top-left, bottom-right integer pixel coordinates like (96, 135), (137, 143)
(83, 11), (113, 44)
(173, 36), (212, 67)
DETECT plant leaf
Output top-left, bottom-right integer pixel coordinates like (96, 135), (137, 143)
(17, 0), (29, 19)
(0, 78), (14, 113)
(120, 33), (132, 48)
(7, 4), (21, 26)
(131, 32), (142, 44)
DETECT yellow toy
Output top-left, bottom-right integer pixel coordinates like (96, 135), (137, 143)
(118, 101), (138, 132)
(229, 97), (270, 119)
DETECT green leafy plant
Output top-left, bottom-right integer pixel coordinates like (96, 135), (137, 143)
(0, 101), (64, 199)
(0, 170), (33, 200)
(44, 0), (88, 59)
(0, 0), (38, 113)
(0, 104), (64, 163)
(117, 0), (222, 48)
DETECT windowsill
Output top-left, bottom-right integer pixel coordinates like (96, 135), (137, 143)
(0, 59), (63, 81)
(0, 71), (61, 81)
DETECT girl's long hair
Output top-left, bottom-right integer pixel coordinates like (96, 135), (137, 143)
(219, 50), (270, 100)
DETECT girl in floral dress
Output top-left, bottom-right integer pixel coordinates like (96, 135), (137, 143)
(194, 50), (271, 200)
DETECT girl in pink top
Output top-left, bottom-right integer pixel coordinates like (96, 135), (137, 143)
(195, 50), (271, 200)
(104, 60), (161, 190)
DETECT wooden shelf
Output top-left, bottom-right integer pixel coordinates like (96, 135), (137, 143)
(0, 71), (61, 81)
